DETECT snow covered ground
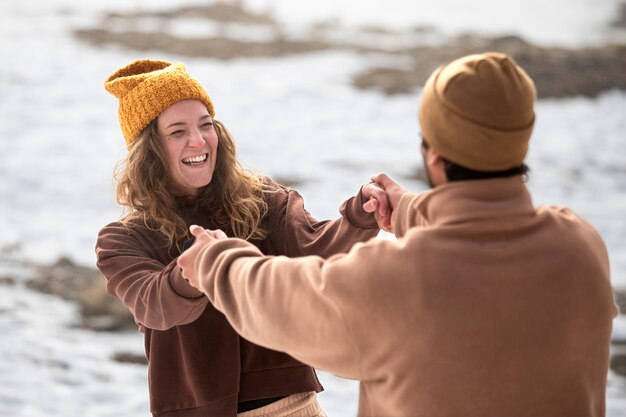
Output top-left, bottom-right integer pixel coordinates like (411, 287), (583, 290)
(1, 0), (626, 415)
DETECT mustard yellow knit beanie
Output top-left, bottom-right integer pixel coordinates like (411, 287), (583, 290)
(419, 52), (536, 171)
(105, 59), (215, 146)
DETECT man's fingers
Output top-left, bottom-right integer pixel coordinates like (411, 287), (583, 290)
(371, 173), (394, 188)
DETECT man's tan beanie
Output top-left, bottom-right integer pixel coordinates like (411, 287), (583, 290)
(105, 59), (215, 146)
(419, 52), (536, 171)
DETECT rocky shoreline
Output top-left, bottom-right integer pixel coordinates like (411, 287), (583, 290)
(74, 2), (626, 99)
(1, 255), (145, 364)
(24, 257), (136, 333)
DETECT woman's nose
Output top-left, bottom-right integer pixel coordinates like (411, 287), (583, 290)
(188, 128), (205, 147)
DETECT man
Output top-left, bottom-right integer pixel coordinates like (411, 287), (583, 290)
(178, 52), (617, 416)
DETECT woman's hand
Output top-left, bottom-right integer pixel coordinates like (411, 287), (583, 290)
(366, 173), (409, 233)
(361, 181), (391, 232)
(177, 225), (227, 289)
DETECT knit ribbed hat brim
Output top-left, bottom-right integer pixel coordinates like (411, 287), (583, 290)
(419, 52), (536, 171)
(105, 59), (215, 146)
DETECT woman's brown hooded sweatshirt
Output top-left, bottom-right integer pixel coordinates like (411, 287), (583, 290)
(95, 182), (379, 416)
(190, 176), (617, 417)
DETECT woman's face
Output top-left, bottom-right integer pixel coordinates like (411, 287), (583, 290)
(157, 99), (219, 197)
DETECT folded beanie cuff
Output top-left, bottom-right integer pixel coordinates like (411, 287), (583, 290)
(118, 71), (214, 145)
(418, 53), (536, 172)
(419, 75), (534, 171)
(105, 60), (215, 147)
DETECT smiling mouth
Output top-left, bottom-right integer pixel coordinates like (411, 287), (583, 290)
(182, 153), (208, 166)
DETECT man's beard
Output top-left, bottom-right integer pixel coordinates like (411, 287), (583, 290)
(422, 154), (435, 188)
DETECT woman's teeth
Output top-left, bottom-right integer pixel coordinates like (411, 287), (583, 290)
(182, 154), (208, 166)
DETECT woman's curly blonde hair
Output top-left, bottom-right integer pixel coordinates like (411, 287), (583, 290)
(114, 119), (273, 250)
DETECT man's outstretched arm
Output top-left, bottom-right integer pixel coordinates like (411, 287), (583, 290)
(177, 225), (365, 379)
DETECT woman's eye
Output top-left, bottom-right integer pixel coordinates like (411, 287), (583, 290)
(170, 130), (186, 137)
(200, 122), (213, 130)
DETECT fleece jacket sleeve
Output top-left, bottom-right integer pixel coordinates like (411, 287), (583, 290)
(191, 233), (414, 382)
(269, 185), (379, 258)
(394, 191), (430, 238)
(96, 223), (208, 331)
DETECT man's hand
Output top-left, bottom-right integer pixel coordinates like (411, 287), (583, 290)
(369, 173), (408, 233)
(361, 181), (391, 231)
(177, 225), (227, 290)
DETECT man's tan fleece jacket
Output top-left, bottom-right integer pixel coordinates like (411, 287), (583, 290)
(189, 176), (617, 417)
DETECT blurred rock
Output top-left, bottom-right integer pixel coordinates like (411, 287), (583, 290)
(614, 287), (626, 315)
(352, 34), (626, 99)
(74, 2), (332, 60)
(27, 256), (101, 300)
(73, 3), (626, 99)
(612, 350), (626, 377)
(78, 278), (137, 332)
(612, 2), (626, 28)
(104, 3), (276, 26)
(0, 243), (22, 261)
(75, 29), (333, 60)
(0, 275), (16, 286)
(112, 351), (147, 365)
(408, 164), (429, 185)
(26, 256), (136, 332)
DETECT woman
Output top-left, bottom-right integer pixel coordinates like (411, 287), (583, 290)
(96, 59), (386, 417)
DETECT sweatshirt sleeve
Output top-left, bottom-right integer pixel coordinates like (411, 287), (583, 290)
(191, 234), (412, 382)
(192, 237), (362, 379)
(269, 185), (379, 258)
(393, 191), (430, 238)
(96, 222), (209, 331)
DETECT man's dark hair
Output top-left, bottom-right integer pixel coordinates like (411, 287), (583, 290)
(422, 138), (529, 182)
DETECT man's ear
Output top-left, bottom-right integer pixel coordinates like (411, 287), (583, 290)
(425, 148), (448, 185)
(426, 148), (443, 168)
